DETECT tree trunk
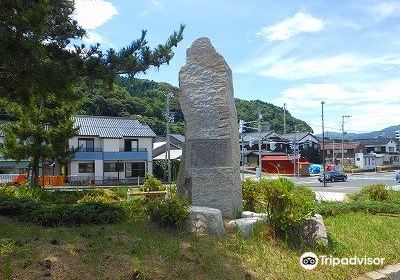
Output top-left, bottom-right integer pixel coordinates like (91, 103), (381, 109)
(30, 156), (40, 186)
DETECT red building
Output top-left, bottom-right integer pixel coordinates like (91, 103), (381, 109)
(261, 155), (310, 175)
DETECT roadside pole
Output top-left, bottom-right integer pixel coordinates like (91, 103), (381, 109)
(341, 115), (351, 171)
(322, 101), (327, 187)
(239, 120), (245, 181)
(258, 110), (263, 179)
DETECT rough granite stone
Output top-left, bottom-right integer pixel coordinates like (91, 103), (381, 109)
(186, 206), (225, 236)
(177, 37), (242, 218)
(241, 211), (269, 219)
(228, 217), (267, 238)
(302, 214), (329, 248)
(292, 214), (329, 248)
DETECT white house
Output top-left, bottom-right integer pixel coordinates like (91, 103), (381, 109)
(67, 115), (156, 184)
(359, 138), (400, 154)
(359, 138), (400, 166)
(355, 153), (376, 171)
(281, 132), (319, 150)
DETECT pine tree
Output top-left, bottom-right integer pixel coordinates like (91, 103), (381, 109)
(0, 0), (185, 183)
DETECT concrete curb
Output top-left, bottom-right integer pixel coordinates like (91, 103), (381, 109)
(356, 263), (400, 280)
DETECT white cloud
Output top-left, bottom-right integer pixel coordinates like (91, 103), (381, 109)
(373, 1), (400, 20)
(150, 0), (164, 9)
(257, 11), (324, 41)
(74, 0), (118, 30)
(138, 9), (150, 17)
(239, 52), (400, 80)
(83, 31), (104, 44)
(273, 81), (400, 132)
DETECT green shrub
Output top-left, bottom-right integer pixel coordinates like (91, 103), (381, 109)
(242, 179), (260, 212)
(317, 201), (400, 216)
(360, 184), (389, 201)
(0, 185), (149, 226)
(140, 175), (164, 192)
(242, 178), (316, 234)
(377, 165), (391, 172)
(148, 196), (189, 228)
(265, 179), (316, 233)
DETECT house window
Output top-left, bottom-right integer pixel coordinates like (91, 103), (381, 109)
(78, 138), (94, 152)
(124, 139), (139, 151)
(78, 163), (95, 173)
(104, 162), (124, 172)
(125, 162), (146, 177)
(389, 147), (395, 152)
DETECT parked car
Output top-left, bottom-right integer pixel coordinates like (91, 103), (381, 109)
(318, 171), (348, 182)
(395, 171), (400, 183)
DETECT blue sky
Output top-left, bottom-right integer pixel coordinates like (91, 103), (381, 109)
(73, 0), (400, 134)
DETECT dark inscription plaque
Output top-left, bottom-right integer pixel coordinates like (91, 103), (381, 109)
(187, 139), (231, 167)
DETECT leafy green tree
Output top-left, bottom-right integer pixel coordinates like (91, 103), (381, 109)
(0, 0), (184, 183)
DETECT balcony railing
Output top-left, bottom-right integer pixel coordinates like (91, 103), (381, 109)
(78, 148), (103, 152)
(119, 148), (147, 152)
(75, 147), (147, 152)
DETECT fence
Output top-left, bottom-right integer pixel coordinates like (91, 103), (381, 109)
(65, 176), (145, 186)
(0, 174), (21, 183)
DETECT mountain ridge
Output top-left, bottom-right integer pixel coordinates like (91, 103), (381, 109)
(317, 124), (400, 140)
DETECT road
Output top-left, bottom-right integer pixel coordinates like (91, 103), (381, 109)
(245, 171), (400, 194)
(290, 172), (399, 193)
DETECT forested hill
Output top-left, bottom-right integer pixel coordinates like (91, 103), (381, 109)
(77, 77), (312, 135)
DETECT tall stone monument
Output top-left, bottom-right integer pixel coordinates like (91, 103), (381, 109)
(177, 37), (243, 218)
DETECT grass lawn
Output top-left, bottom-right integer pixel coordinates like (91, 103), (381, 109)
(1, 212), (399, 280)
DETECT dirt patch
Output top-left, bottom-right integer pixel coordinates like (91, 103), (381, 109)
(0, 215), (18, 225)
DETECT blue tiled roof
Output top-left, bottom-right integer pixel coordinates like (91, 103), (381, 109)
(74, 115), (156, 138)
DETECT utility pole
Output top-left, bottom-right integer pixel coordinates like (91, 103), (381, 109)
(164, 92), (173, 183)
(321, 101), (326, 187)
(258, 110), (263, 178)
(283, 103), (287, 134)
(332, 139), (335, 169)
(293, 130), (297, 176)
(239, 120), (245, 181)
(341, 115), (351, 171)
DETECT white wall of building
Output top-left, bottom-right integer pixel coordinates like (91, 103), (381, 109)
(103, 138), (120, 152)
(68, 136), (154, 177)
(94, 160), (103, 177)
(141, 137), (153, 174)
(69, 136), (102, 150)
(385, 140), (397, 153)
(355, 153), (376, 171)
(69, 161), (95, 178)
